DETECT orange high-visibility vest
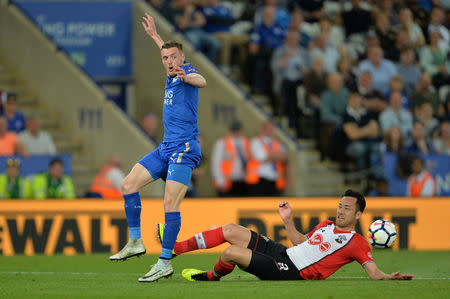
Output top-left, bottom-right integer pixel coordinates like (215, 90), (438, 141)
(89, 165), (123, 199)
(408, 171), (436, 197)
(246, 137), (286, 190)
(213, 136), (249, 191)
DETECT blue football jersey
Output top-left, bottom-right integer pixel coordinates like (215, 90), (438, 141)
(162, 61), (200, 142)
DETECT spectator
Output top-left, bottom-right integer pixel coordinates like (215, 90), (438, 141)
(304, 55), (327, 107)
(201, 0), (248, 72)
(318, 16), (344, 50)
(0, 159), (31, 199)
(341, 0), (373, 38)
(211, 120), (249, 197)
(419, 30), (450, 89)
(433, 119), (450, 155)
(141, 112), (159, 143)
(271, 30), (308, 137)
(379, 91), (413, 140)
(337, 56), (357, 92)
(309, 32), (340, 74)
(342, 93), (380, 171)
(88, 155), (125, 199)
(1, 93), (26, 133)
(396, 48), (421, 97)
(368, 178), (390, 196)
(415, 100), (439, 140)
(304, 55), (327, 140)
(371, 0), (399, 27)
(406, 156), (437, 197)
(385, 75), (411, 109)
(397, 8), (425, 48)
(381, 126), (404, 154)
(405, 120), (434, 154)
(246, 121), (287, 196)
(19, 116), (56, 155)
(254, 0), (291, 31)
(410, 73), (440, 115)
(294, 0), (324, 23)
(428, 7), (449, 52)
(31, 158), (75, 199)
(289, 9), (312, 48)
(357, 71), (388, 117)
(319, 73), (350, 160)
(247, 5), (285, 113)
(373, 13), (397, 53)
(358, 46), (397, 95)
(174, 0), (221, 62)
(385, 28), (412, 62)
(0, 116), (28, 157)
(407, 0), (429, 29)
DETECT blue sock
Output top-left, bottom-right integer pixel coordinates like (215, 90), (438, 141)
(161, 212), (181, 259)
(123, 192), (141, 239)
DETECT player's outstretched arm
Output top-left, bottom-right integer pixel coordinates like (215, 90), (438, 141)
(142, 13), (164, 49)
(279, 201), (307, 246)
(364, 262), (415, 280)
(174, 66), (207, 88)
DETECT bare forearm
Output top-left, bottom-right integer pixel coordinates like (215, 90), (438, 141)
(150, 34), (164, 49)
(283, 218), (307, 246)
(184, 74), (207, 88)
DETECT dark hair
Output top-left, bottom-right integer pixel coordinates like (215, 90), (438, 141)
(343, 189), (366, 213)
(49, 158), (64, 167)
(161, 41), (183, 51)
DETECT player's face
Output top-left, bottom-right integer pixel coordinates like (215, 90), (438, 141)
(336, 197), (361, 228)
(161, 47), (185, 76)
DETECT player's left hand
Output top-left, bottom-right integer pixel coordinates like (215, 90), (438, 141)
(386, 271), (415, 280)
(174, 66), (186, 81)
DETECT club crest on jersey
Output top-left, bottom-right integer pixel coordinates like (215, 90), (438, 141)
(335, 235), (347, 244)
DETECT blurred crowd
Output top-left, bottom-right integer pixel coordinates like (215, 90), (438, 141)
(2, 0), (449, 198)
(148, 0), (450, 195)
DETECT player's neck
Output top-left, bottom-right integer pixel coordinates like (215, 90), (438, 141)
(335, 224), (355, 232)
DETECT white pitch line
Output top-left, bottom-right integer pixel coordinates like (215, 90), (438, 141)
(0, 272), (448, 280)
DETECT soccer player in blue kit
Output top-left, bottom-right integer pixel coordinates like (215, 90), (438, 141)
(109, 13), (206, 283)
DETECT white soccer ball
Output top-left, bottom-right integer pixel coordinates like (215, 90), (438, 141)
(368, 219), (397, 248)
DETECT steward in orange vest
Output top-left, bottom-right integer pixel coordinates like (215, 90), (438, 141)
(406, 157), (437, 197)
(89, 157), (125, 199)
(246, 121), (287, 196)
(211, 121), (250, 196)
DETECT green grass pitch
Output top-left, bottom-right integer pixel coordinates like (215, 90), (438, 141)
(1, 251), (449, 298)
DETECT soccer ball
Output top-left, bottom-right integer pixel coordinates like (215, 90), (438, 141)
(368, 219), (397, 248)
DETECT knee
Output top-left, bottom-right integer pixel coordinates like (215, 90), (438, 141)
(222, 222), (239, 239)
(222, 245), (239, 261)
(120, 178), (137, 195)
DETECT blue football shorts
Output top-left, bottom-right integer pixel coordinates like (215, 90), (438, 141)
(138, 138), (201, 186)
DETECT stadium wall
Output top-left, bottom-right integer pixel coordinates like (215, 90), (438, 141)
(0, 2), (164, 197)
(132, 2), (302, 196)
(1, 198), (448, 256)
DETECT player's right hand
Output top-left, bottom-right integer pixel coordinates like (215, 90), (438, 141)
(142, 13), (157, 37)
(278, 200), (292, 221)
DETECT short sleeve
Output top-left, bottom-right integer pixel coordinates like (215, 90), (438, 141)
(342, 113), (355, 125)
(182, 63), (199, 75)
(351, 235), (375, 267)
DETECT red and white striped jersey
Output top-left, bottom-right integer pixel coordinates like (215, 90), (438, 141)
(286, 220), (374, 280)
